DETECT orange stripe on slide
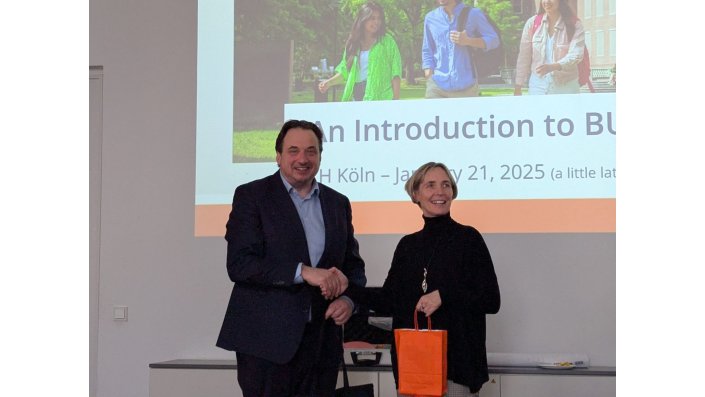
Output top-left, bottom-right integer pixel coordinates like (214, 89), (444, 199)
(195, 199), (614, 236)
(194, 204), (230, 237)
(352, 199), (615, 234)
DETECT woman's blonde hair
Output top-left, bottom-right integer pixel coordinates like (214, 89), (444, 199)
(404, 162), (458, 204)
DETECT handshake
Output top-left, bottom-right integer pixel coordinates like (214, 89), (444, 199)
(301, 265), (349, 300)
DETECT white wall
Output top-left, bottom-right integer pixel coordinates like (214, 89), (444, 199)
(90, 1), (615, 396)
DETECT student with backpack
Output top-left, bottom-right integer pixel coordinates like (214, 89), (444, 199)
(422, 0), (500, 99)
(514, 0), (588, 95)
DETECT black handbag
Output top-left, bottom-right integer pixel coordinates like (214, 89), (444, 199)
(334, 356), (374, 397)
(334, 323), (374, 397)
(311, 320), (375, 397)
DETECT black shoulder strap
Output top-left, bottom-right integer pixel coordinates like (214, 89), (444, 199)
(458, 5), (470, 32)
(457, 6), (478, 80)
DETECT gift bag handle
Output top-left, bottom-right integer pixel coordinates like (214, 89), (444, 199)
(413, 309), (432, 330)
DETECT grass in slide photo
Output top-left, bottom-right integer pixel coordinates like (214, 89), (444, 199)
(231, 82), (514, 163)
(233, 129), (278, 163)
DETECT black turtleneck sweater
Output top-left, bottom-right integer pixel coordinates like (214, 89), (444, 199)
(365, 213), (501, 392)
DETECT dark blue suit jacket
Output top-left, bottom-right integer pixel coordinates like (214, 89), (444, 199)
(216, 171), (366, 365)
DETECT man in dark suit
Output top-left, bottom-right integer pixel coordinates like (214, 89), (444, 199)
(216, 119), (367, 396)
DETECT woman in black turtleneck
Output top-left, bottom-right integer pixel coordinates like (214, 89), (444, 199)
(368, 162), (501, 396)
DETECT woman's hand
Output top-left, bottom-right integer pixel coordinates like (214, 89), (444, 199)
(536, 63), (561, 77)
(319, 73), (342, 93)
(415, 290), (442, 317)
(301, 266), (347, 300)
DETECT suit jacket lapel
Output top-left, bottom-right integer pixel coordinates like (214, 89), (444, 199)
(267, 172), (311, 264)
(318, 185), (334, 268)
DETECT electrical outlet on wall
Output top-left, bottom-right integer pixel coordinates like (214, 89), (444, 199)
(113, 305), (128, 321)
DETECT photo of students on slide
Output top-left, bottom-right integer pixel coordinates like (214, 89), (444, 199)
(318, 1), (402, 101)
(230, 0), (616, 162)
(422, 0), (500, 99)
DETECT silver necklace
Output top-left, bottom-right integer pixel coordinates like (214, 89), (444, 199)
(421, 238), (442, 293)
(422, 268), (428, 293)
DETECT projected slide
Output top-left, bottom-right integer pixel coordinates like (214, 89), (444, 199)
(195, 0), (616, 236)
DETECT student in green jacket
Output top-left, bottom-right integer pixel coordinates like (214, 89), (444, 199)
(318, 1), (402, 101)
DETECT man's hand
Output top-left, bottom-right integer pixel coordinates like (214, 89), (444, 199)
(449, 30), (468, 45)
(450, 30), (486, 49)
(301, 266), (348, 299)
(320, 267), (348, 299)
(325, 297), (353, 325)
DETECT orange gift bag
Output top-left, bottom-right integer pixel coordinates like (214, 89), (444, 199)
(394, 311), (447, 397)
